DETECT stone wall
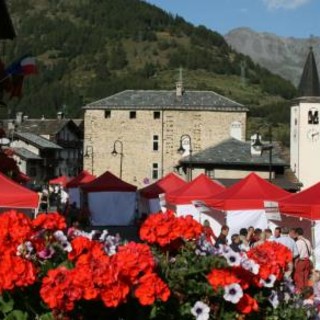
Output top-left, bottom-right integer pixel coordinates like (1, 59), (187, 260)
(84, 109), (247, 187)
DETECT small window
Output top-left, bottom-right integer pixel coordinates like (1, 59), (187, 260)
(153, 111), (160, 119)
(153, 135), (159, 151)
(104, 110), (111, 118)
(152, 163), (159, 180)
(129, 111), (136, 119)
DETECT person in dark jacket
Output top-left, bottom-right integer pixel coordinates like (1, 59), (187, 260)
(215, 225), (229, 248)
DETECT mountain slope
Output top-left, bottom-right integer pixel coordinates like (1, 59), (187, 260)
(1, 0), (296, 119)
(225, 27), (320, 87)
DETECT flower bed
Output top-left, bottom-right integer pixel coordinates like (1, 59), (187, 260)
(0, 210), (315, 319)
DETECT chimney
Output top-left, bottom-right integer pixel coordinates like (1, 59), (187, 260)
(41, 115), (45, 120)
(176, 67), (184, 97)
(176, 81), (184, 97)
(15, 112), (23, 125)
(57, 111), (64, 120)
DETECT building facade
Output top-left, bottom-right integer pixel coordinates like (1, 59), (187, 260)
(290, 47), (320, 189)
(83, 85), (248, 187)
(3, 112), (83, 182)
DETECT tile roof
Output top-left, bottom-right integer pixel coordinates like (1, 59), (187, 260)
(16, 119), (80, 136)
(84, 90), (248, 112)
(217, 177), (299, 191)
(14, 132), (62, 150)
(11, 147), (42, 160)
(179, 138), (287, 166)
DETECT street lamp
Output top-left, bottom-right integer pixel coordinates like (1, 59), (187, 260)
(177, 134), (193, 181)
(252, 128), (273, 182)
(111, 140), (123, 179)
(84, 145), (94, 175)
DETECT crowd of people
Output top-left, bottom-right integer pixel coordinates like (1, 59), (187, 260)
(38, 183), (90, 229)
(203, 221), (318, 305)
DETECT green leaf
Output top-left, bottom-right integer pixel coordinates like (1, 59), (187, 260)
(4, 310), (28, 320)
(38, 313), (54, 320)
(0, 295), (14, 314)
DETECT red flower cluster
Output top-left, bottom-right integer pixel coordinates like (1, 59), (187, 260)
(139, 211), (203, 246)
(0, 211), (36, 292)
(247, 241), (292, 280)
(207, 242), (293, 315)
(236, 293), (259, 314)
(135, 273), (170, 305)
(33, 212), (66, 231)
(207, 268), (241, 290)
(41, 238), (170, 312)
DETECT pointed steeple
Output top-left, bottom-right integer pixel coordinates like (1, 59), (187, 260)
(298, 47), (320, 97)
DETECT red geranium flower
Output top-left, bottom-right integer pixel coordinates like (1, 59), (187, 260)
(135, 273), (170, 305)
(40, 267), (82, 311)
(247, 241), (292, 280)
(207, 268), (241, 290)
(113, 242), (155, 283)
(236, 293), (259, 314)
(33, 212), (66, 231)
(139, 211), (203, 247)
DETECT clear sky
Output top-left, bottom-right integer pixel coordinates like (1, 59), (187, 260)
(145, 0), (320, 38)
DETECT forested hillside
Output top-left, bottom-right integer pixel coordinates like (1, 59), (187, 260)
(2, 0), (296, 126)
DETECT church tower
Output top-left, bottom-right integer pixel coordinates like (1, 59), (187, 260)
(290, 47), (320, 189)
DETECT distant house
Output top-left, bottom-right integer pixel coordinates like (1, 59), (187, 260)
(178, 137), (299, 191)
(5, 112), (83, 182)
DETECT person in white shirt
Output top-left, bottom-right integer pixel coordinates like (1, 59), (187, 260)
(274, 226), (299, 278)
(294, 227), (313, 292)
(59, 187), (69, 215)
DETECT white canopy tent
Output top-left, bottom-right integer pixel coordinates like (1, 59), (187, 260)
(81, 171), (137, 226)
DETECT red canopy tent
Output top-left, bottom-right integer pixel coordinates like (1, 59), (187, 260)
(279, 182), (320, 269)
(66, 170), (96, 208)
(139, 172), (186, 214)
(140, 172), (186, 199)
(0, 171), (39, 209)
(205, 172), (290, 211)
(203, 173), (290, 241)
(66, 170), (96, 189)
(81, 171), (137, 226)
(49, 175), (69, 187)
(81, 171), (137, 193)
(280, 182), (320, 220)
(166, 173), (225, 205)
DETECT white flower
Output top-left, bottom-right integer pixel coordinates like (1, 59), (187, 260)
(268, 290), (279, 308)
(191, 301), (210, 320)
(99, 230), (109, 241)
(54, 230), (67, 242)
(16, 241), (34, 259)
(241, 257), (260, 275)
(61, 240), (72, 252)
(223, 283), (243, 304)
(260, 274), (277, 288)
(224, 250), (242, 266)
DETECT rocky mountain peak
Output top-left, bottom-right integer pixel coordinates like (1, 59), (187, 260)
(225, 28), (320, 87)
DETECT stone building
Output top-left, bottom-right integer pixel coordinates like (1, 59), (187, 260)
(83, 83), (248, 187)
